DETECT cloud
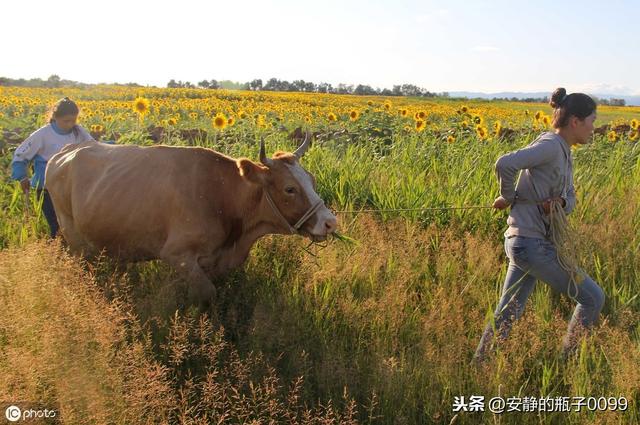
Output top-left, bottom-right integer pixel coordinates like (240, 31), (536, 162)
(415, 9), (449, 23)
(574, 83), (637, 95)
(471, 46), (500, 52)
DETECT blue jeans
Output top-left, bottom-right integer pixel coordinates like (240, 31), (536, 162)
(36, 188), (59, 239)
(474, 235), (605, 360)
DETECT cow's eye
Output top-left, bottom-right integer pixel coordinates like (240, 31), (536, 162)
(285, 187), (296, 195)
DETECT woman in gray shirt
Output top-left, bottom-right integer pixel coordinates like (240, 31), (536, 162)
(474, 88), (605, 363)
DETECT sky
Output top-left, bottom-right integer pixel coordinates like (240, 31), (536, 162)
(2, 0), (639, 95)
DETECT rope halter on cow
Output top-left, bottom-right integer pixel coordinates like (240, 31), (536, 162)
(259, 133), (325, 235)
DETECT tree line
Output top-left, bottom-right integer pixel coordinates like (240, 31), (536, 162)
(0, 75), (627, 105)
(169, 78), (444, 97)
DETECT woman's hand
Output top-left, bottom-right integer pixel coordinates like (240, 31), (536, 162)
(20, 178), (30, 194)
(493, 196), (511, 210)
(542, 197), (566, 214)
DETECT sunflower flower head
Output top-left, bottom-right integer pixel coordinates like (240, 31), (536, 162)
(213, 113), (228, 130)
(133, 97), (150, 117)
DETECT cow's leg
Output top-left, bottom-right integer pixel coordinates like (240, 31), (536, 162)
(56, 211), (98, 258)
(161, 251), (217, 314)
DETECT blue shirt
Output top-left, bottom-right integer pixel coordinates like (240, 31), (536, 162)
(11, 123), (115, 189)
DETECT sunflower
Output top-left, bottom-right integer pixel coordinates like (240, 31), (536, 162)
(399, 108), (408, 117)
(168, 117), (177, 126)
(493, 120), (502, 135)
(213, 113), (228, 130)
(367, 100), (373, 106)
(534, 111), (543, 121)
(227, 117), (235, 126)
(384, 101), (391, 111)
(417, 111), (426, 119)
(349, 110), (360, 121)
(461, 121), (469, 129)
(133, 97), (150, 116)
(630, 130), (639, 141)
(472, 114), (483, 125)
(189, 112), (198, 120)
(542, 115), (551, 127)
(631, 119), (639, 130)
(607, 130), (618, 142)
(415, 120), (426, 132)
(446, 135), (455, 143)
(461, 106), (468, 113)
(328, 112), (337, 122)
(476, 125), (488, 140)
(238, 110), (247, 119)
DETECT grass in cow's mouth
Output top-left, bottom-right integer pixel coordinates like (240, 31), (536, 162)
(330, 230), (359, 245)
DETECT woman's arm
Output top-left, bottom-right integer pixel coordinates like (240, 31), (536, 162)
(494, 140), (559, 204)
(562, 176), (576, 214)
(11, 129), (43, 184)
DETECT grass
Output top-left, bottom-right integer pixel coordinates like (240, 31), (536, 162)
(1, 92), (639, 423)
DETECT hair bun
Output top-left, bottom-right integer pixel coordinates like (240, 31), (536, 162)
(550, 88), (567, 109)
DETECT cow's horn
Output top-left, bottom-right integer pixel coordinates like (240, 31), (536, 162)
(259, 137), (272, 166)
(293, 131), (311, 159)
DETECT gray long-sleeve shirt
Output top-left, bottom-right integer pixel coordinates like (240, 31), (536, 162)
(495, 131), (576, 239)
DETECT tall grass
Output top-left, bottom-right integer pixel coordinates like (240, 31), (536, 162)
(1, 117), (638, 423)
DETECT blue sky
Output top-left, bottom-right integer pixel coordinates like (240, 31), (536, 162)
(3, 0), (639, 94)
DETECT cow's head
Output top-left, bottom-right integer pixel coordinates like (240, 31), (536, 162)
(237, 133), (338, 241)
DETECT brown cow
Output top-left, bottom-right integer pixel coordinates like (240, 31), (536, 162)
(44, 133), (337, 311)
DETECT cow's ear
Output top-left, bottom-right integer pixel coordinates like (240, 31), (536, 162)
(237, 158), (268, 185)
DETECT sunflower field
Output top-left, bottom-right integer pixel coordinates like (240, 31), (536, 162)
(1, 85), (639, 424)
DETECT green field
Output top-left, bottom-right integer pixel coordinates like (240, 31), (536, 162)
(1, 88), (639, 424)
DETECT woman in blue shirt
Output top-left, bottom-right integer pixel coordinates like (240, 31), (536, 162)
(11, 97), (96, 238)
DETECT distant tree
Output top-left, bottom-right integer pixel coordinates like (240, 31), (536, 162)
(336, 83), (353, 94)
(380, 88), (393, 96)
(317, 82), (332, 93)
(45, 74), (61, 88)
(209, 79), (220, 89)
(249, 79), (263, 90)
(198, 80), (210, 88)
(167, 79), (179, 88)
(353, 84), (376, 95)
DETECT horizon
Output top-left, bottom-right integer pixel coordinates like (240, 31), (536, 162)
(2, 0), (639, 96)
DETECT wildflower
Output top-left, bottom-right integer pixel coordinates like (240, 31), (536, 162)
(476, 125), (488, 140)
(133, 97), (150, 116)
(213, 113), (228, 130)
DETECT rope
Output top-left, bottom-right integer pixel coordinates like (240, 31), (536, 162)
(333, 205), (495, 214)
(547, 198), (585, 301)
